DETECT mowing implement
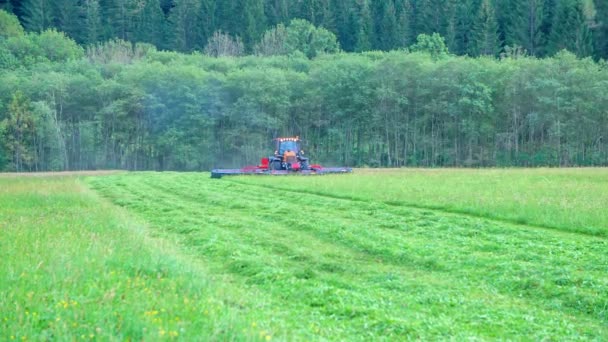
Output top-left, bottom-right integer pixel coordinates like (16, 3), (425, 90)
(211, 137), (352, 178)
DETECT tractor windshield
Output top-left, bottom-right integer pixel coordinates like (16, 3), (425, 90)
(278, 140), (299, 155)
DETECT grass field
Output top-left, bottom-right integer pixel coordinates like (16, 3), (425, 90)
(1, 169), (607, 340)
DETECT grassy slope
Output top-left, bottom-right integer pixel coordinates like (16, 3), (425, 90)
(0, 176), (270, 341)
(233, 168), (608, 236)
(86, 172), (608, 340)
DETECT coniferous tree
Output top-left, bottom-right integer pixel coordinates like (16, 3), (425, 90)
(132, 0), (164, 47)
(82, 0), (102, 44)
(414, 0), (448, 37)
(330, 0), (354, 51)
(378, 0), (398, 50)
(470, 0), (500, 56)
(596, 0), (608, 59)
(199, 0), (217, 46)
(102, 0), (137, 41)
(242, 0), (266, 49)
(451, 0), (476, 55)
(0, 0), (13, 12)
(548, 0), (593, 57)
(520, 0), (545, 55)
(20, 0), (53, 32)
(168, 0), (201, 52)
(215, 0), (239, 34)
(355, 0), (373, 52)
(52, 0), (80, 41)
(539, 0), (557, 55)
(318, 0), (334, 30)
(371, 0), (385, 48)
(495, 0), (519, 47)
(264, 0), (289, 27)
(395, 0), (413, 48)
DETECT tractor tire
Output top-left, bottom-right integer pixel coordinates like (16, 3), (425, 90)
(270, 161), (282, 170)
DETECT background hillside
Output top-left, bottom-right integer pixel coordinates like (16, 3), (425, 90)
(1, 0), (607, 59)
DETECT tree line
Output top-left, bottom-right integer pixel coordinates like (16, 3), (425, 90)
(1, 11), (607, 171)
(1, 0), (607, 59)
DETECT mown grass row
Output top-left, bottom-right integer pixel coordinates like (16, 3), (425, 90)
(0, 176), (272, 341)
(88, 172), (608, 340)
(231, 168), (608, 237)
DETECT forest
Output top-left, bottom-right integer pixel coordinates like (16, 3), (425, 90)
(0, 1), (607, 171)
(1, 0), (608, 59)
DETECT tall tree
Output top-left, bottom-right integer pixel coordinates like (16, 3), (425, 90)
(450, 0), (476, 55)
(20, 0), (53, 32)
(470, 0), (500, 56)
(52, 0), (80, 41)
(264, 0), (289, 27)
(327, 0), (359, 51)
(132, 0), (165, 47)
(548, 0), (593, 57)
(82, 0), (102, 44)
(242, 0), (266, 49)
(102, 0), (136, 41)
(595, 0), (608, 59)
(539, 0), (557, 56)
(355, 0), (373, 52)
(168, 0), (201, 52)
(378, 0), (398, 50)
(1, 91), (36, 171)
(395, 0), (413, 48)
(520, 0), (545, 55)
(199, 0), (217, 46)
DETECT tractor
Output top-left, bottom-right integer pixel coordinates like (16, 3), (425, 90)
(210, 136), (352, 178)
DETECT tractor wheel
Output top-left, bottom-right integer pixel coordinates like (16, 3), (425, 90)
(301, 161), (310, 170)
(270, 161), (282, 170)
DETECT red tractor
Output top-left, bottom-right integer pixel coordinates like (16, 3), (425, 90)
(211, 136), (352, 178)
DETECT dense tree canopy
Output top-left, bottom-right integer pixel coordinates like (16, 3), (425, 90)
(1, 11), (607, 171)
(1, 0), (607, 59)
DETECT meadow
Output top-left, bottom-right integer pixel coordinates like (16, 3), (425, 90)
(1, 169), (607, 340)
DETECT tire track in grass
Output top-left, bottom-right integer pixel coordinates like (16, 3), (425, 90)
(216, 176), (608, 324)
(227, 178), (608, 239)
(134, 174), (605, 326)
(88, 173), (608, 339)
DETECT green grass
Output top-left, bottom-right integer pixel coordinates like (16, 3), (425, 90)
(232, 168), (608, 236)
(0, 176), (274, 341)
(2, 170), (607, 340)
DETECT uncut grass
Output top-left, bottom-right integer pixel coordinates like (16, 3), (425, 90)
(0, 177), (274, 341)
(232, 168), (608, 237)
(89, 173), (608, 340)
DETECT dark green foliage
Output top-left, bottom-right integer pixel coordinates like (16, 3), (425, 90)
(82, 0), (102, 44)
(5, 0), (608, 59)
(547, 0), (593, 57)
(132, 0), (164, 47)
(167, 0), (202, 52)
(20, 0), (53, 32)
(470, 0), (500, 56)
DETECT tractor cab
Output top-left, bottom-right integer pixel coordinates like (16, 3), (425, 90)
(277, 139), (300, 156)
(270, 137), (309, 171)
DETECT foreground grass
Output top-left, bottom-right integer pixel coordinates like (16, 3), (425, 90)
(87, 172), (608, 340)
(233, 168), (608, 236)
(0, 176), (272, 340)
